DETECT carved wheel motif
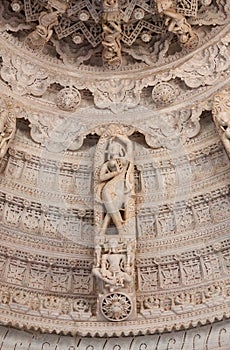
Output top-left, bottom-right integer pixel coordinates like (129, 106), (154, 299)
(101, 293), (132, 321)
(151, 82), (178, 105)
(56, 87), (81, 111)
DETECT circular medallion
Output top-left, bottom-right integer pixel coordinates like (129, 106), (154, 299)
(101, 293), (132, 322)
(183, 32), (200, 50)
(152, 82), (178, 106)
(56, 87), (81, 111)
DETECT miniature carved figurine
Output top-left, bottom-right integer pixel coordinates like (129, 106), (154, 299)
(144, 296), (160, 311)
(25, 9), (59, 51)
(102, 0), (122, 69)
(47, 0), (69, 13)
(0, 108), (16, 160)
(92, 238), (134, 291)
(98, 135), (133, 235)
(156, 0), (198, 48)
(174, 292), (191, 305)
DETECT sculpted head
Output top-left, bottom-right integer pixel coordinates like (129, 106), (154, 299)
(108, 139), (125, 159)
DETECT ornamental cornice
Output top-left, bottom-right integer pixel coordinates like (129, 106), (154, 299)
(0, 23), (229, 114)
(0, 295), (228, 336)
(0, 91), (216, 151)
(0, 23), (229, 78)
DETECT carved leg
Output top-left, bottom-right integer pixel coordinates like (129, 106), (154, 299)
(101, 213), (111, 235)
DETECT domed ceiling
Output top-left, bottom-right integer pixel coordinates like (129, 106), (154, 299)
(0, 0), (229, 339)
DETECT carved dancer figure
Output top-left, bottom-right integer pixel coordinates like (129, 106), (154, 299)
(98, 135), (133, 235)
(216, 111), (230, 154)
(25, 10), (59, 51)
(156, 0), (198, 48)
(0, 108), (16, 159)
(213, 89), (230, 158)
(217, 111), (230, 139)
(102, 0), (122, 69)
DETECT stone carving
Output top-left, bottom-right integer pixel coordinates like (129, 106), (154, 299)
(174, 42), (230, 89)
(102, 0), (122, 70)
(11, 0), (23, 13)
(0, 0), (225, 71)
(95, 131), (135, 236)
(0, 322), (229, 349)
(27, 111), (86, 152)
(0, 55), (50, 96)
(172, 292), (195, 313)
(56, 87), (82, 111)
(0, 6), (229, 116)
(93, 127), (136, 321)
(156, 0), (199, 49)
(97, 134), (133, 235)
(25, 9), (59, 51)
(213, 87), (230, 157)
(0, 100), (16, 160)
(141, 296), (161, 317)
(100, 292), (132, 321)
(0, 0), (229, 341)
(151, 82), (179, 106)
(93, 238), (135, 292)
(89, 79), (141, 113)
(0, 114), (229, 334)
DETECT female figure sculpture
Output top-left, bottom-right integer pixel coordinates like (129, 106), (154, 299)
(0, 109), (16, 159)
(98, 135), (133, 235)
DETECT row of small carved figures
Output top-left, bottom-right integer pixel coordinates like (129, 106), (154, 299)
(0, 281), (226, 318)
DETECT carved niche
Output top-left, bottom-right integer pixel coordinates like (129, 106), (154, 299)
(93, 124), (137, 321)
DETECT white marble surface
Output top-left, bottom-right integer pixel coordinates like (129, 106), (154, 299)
(0, 320), (230, 350)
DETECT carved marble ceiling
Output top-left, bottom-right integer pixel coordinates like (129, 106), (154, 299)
(0, 0), (229, 144)
(0, 0), (229, 341)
